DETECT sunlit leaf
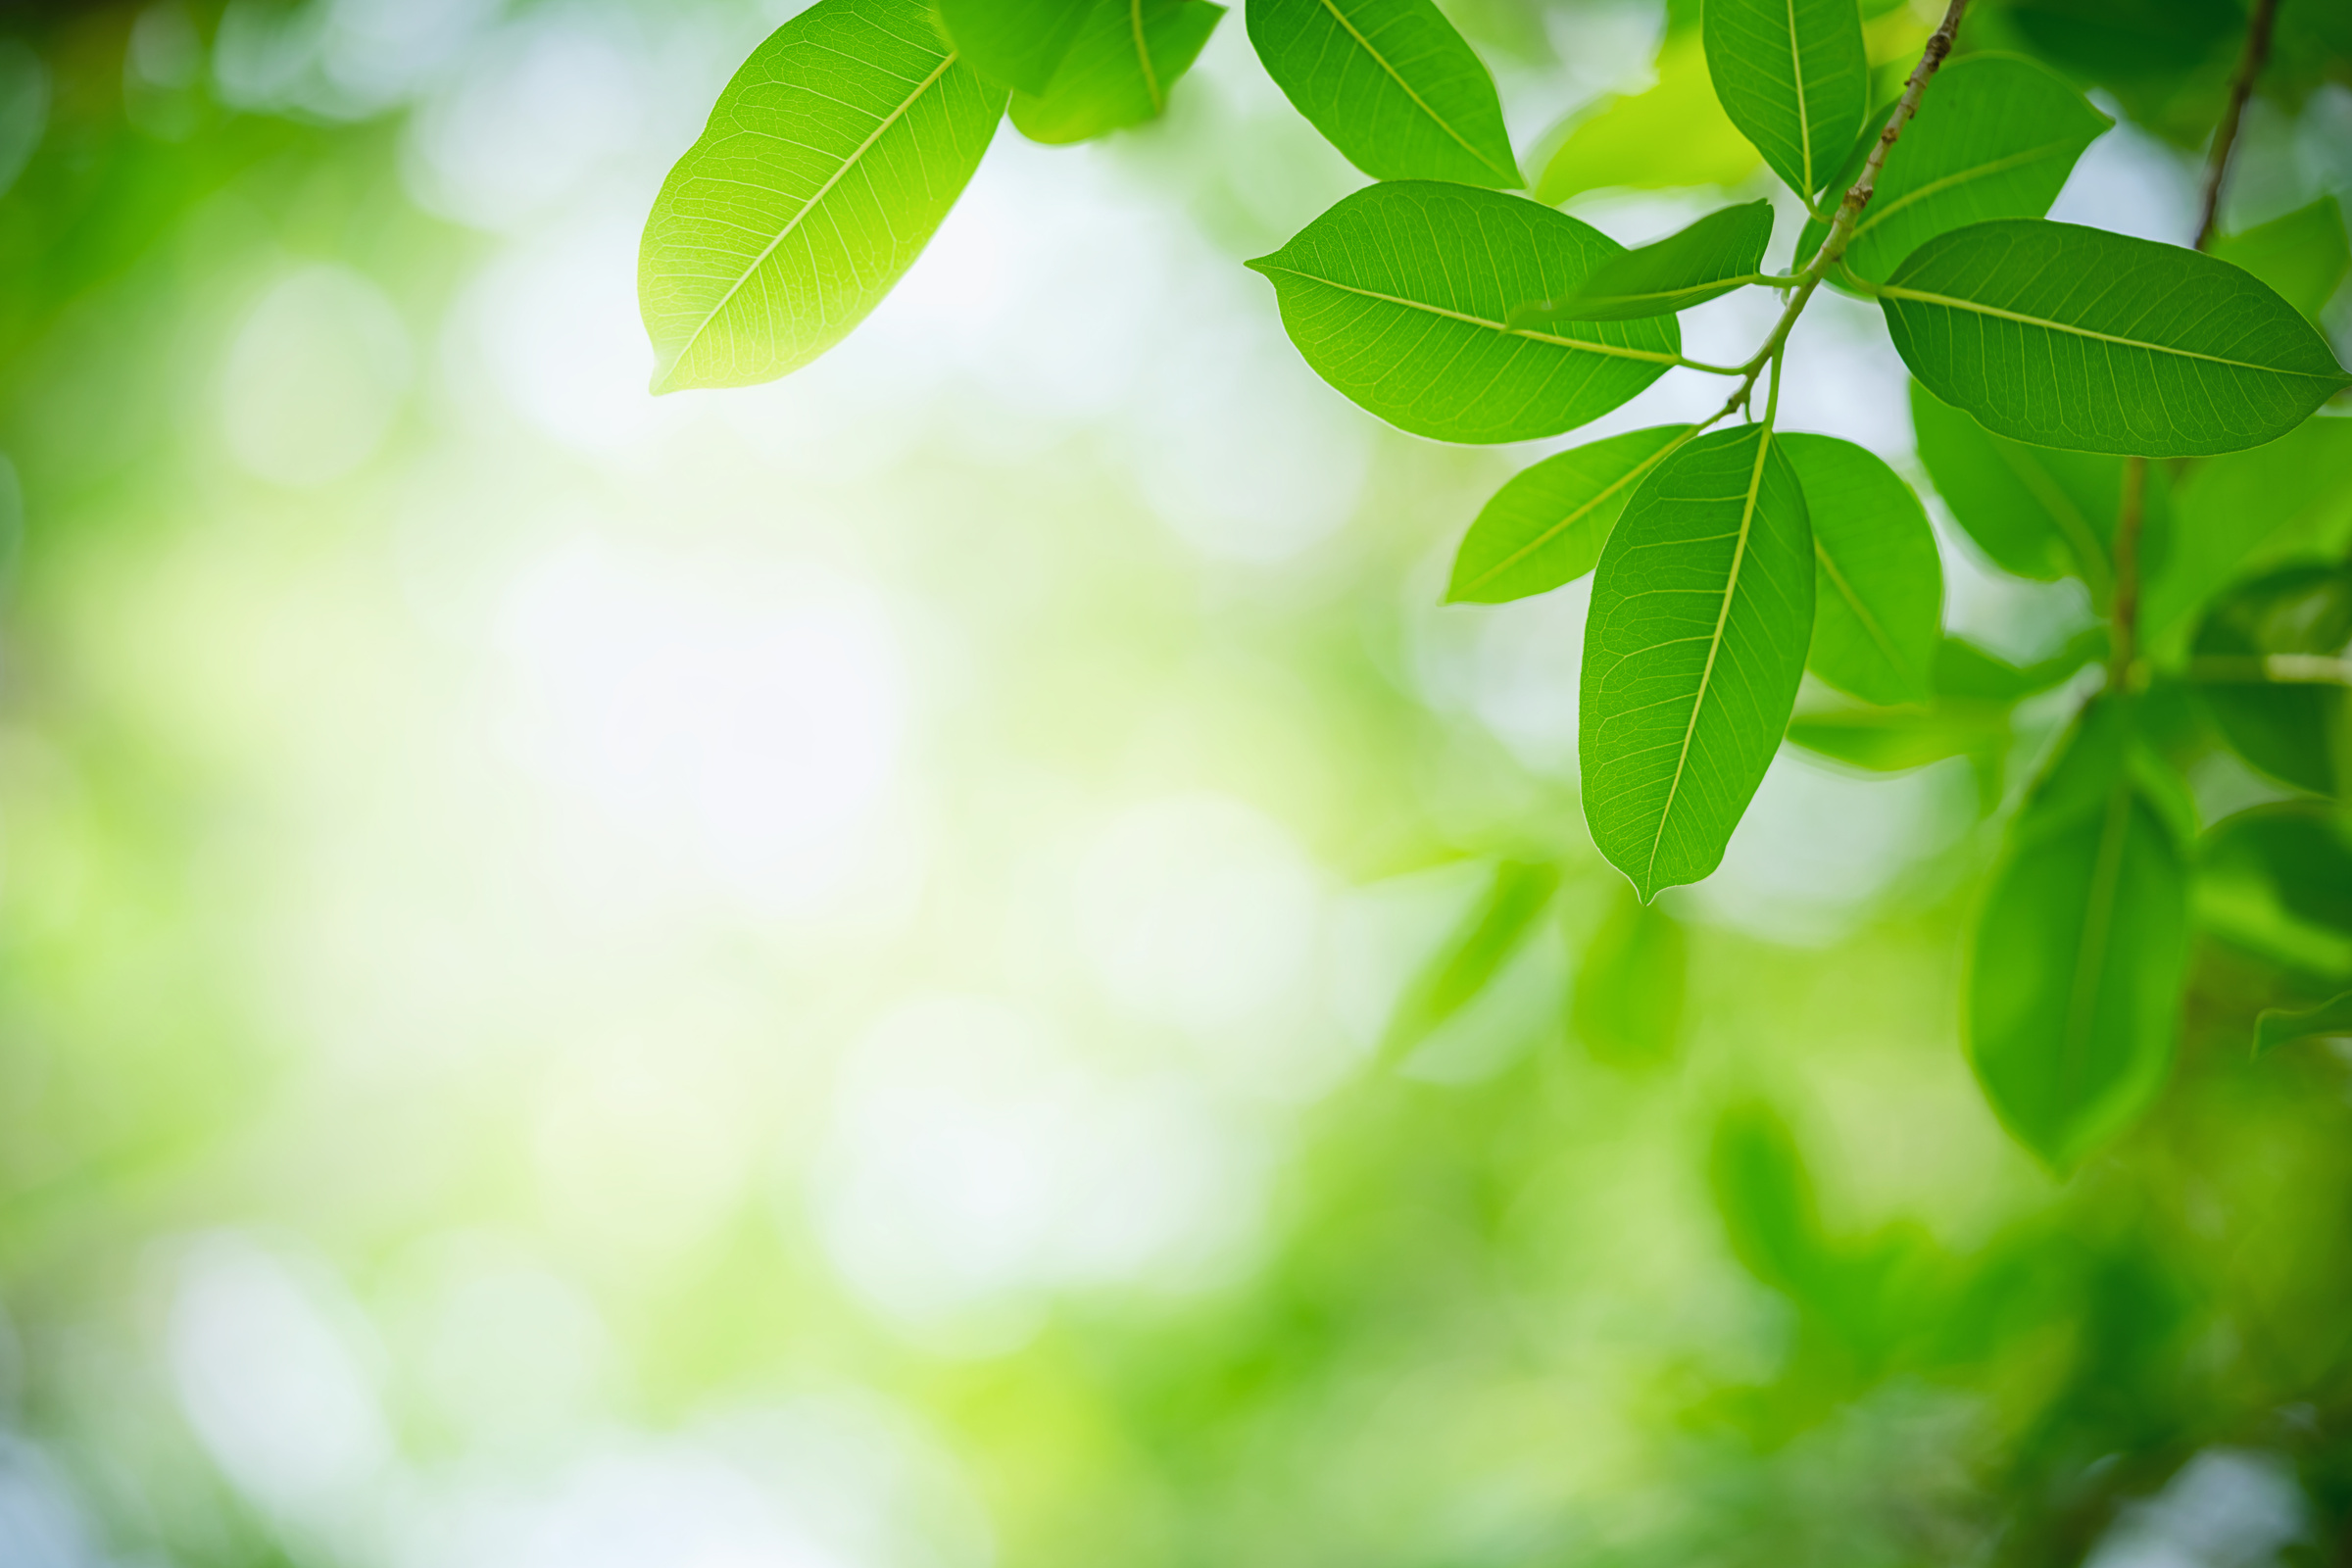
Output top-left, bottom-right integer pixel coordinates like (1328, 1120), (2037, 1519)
(1781, 432), (1941, 706)
(1968, 698), (2188, 1172)
(1010, 0), (1225, 142)
(1446, 424), (1694, 603)
(939, 0), (1095, 93)
(1534, 31), (1760, 205)
(1511, 200), (1772, 323)
(2140, 416), (2352, 647)
(1879, 220), (2352, 457)
(1248, 182), (1682, 443)
(1571, 883), (1687, 1067)
(2191, 564), (2352, 798)
(2210, 196), (2351, 321)
(1582, 424), (1815, 900)
(1796, 53), (2110, 281)
(2256, 991), (2352, 1056)
(639, 0), (1006, 393)
(1384, 859), (1559, 1055)
(1702, 0), (1869, 199)
(1246, 0), (1520, 185)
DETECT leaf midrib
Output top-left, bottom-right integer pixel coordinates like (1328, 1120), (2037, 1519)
(1255, 266), (1685, 365)
(1131, 0), (1163, 111)
(2057, 785), (2133, 1122)
(658, 48), (963, 390)
(1785, 0), (1814, 193)
(1878, 281), (2335, 378)
(1307, 0), (1512, 180)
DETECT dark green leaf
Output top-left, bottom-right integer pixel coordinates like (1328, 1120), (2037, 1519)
(639, 0), (1006, 393)
(1384, 859), (1559, 1055)
(1879, 220), (2352, 457)
(1710, 1102), (1825, 1295)
(1781, 432), (1941, 706)
(1796, 54), (2110, 281)
(2209, 196), (2351, 321)
(1968, 697), (2189, 1172)
(1447, 425), (1695, 603)
(1908, 378), (2141, 596)
(2191, 564), (2352, 798)
(1702, 0), (1869, 199)
(2141, 416), (2352, 646)
(2255, 991), (2352, 1055)
(1533, 31), (1761, 204)
(1246, 0), (1520, 186)
(1248, 182), (1683, 444)
(1010, 0), (1225, 142)
(1511, 200), (1772, 324)
(1571, 883), (1687, 1067)
(1582, 424), (1815, 900)
(2198, 803), (2352, 980)
(939, 0), (1095, 93)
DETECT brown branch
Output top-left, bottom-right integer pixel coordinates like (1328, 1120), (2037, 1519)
(2195, 0), (2279, 251)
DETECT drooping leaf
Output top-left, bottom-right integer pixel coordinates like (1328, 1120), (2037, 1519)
(2210, 196), (2351, 321)
(2192, 564), (2352, 798)
(1702, 0), (1869, 199)
(1447, 425), (1694, 603)
(639, 0), (1007, 393)
(1879, 219), (2352, 457)
(1933, 628), (2104, 702)
(1535, 31), (1761, 204)
(2255, 991), (2352, 1055)
(1247, 182), (1683, 444)
(1246, 0), (1520, 186)
(939, 0), (1096, 93)
(1796, 53), (2110, 281)
(1710, 1102), (1826, 1295)
(1010, 0), (1225, 142)
(1582, 424), (1815, 901)
(1780, 432), (1941, 706)
(1384, 859), (1560, 1055)
(1787, 700), (2009, 798)
(2198, 803), (2352, 981)
(1511, 201), (1772, 324)
(1571, 883), (1688, 1067)
(1968, 698), (2189, 1172)
(2140, 416), (2352, 647)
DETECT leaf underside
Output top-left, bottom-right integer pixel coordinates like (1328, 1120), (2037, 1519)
(1247, 0), (1520, 185)
(1448, 424), (1695, 603)
(939, 0), (1095, 94)
(1011, 0), (1225, 143)
(1515, 200), (1773, 324)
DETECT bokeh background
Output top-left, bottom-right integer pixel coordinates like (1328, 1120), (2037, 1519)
(1, 1), (2350, 1565)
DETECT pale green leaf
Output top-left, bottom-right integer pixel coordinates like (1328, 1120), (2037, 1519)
(1968, 698), (2188, 1172)
(1908, 379), (2121, 593)
(1246, 0), (1520, 186)
(1385, 859), (1559, 1055)
(939, 0), (1095, 93)
(2255, 991), (2352, 1055)
(1581, 424), (1816, 900)
(639, 0), (1006, 393)
(1878, 219), (2352, 457)
(2141, 416), (2352, 647)
(1446, 424), (1694, 603)
(1702, 0), (1869, 199)
(1572, 883), (1688, 1067)
(1781, 432), (1941, 706)
(1796, 53), (2110, 281)
(2209, 196), (2350, 320)
(1511, 200), (1772, 324)
(1247, 182), (1683, 444)
(1010, 0), (1223, 142)
(1535, 31), (1760, 205)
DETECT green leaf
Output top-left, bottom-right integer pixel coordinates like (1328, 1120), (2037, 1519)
(1908, 379), (2155, 598)
(1571, 883), (1688, 1067)
(1878, 219), (2352, 458)
(1780, 432), (1941, 706)
(2255, 991), (2352, 1055)
(2141, 416), (2352, 646)
(1247, 182), (1683, 444)
(1795, 54), (2110, 282)
(1702, 0), (1869, 199)
(1968, 697), (2188, 1172)
(1710, 1102), (1826, 1295)
(1581, 424), (1816, 900)
(1534, 31), (1761, 205)
(2192, 564), (2352, 798)
(1510, 201), (1772, 324)
(639, 0), (1007, 393)
(1245, 0), (1520, 186)
(1932, 628), (2104, 701)
(1384, 859), (1559, 1055)
(1788, 700), (2007, 779)
(2210, 196), (2351, 321)
(1010, 0), (1225, 142)
(939, 0), (1095, 93)
(1447, 425), (1695, 603)
(2198, 803), (2352, 980)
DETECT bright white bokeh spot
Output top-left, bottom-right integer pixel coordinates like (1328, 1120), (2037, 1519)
(402, 1242), (618, 1451)
(221, 265), (412, 487)
(2086, 1448), (2306, 1568)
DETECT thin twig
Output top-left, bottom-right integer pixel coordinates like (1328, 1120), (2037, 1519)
(2195, 0), (2279, 250)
